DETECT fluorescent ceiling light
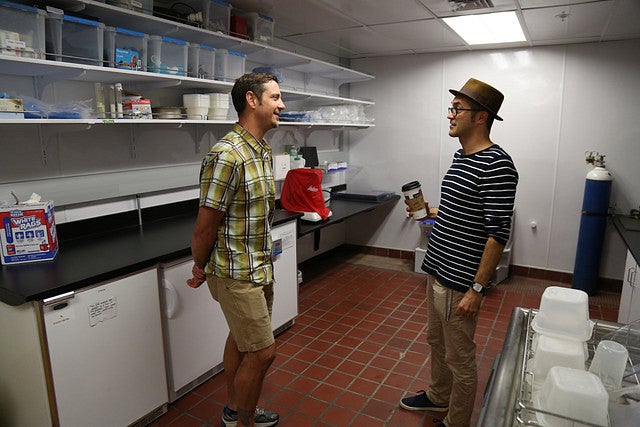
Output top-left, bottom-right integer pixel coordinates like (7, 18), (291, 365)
(443, 11), (526, 45)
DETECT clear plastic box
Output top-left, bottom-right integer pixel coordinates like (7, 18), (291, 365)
(203, 0), (231, 34)
(46, 12), (105, 65)
(104, 27), (148, 71)
(214, 48), (245, 82)
(106, 0), (154, 15)
(0, 0), (46, 59)
(188, 43), (215, 79)
(242, 12), (274, 45)
(148, 35), (188, 76)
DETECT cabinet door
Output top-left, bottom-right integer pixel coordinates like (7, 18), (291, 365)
(160, 258), (228, 400)
(618, 250), (640, 324)
(271, 221), (298, 332)
(41, 268), (167, 427)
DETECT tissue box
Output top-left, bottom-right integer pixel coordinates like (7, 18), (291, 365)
(0, 98), (24, 119)
(1, 199), (58, 265)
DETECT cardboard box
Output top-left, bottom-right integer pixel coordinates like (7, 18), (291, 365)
(1, 199), (58, 265)
(0, 98), (25, 119)
(123, 98), (152, 119)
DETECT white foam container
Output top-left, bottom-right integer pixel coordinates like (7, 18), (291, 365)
(529, 334), (586, 386)
(533, 366), (608, 427)
(531, 286), (594, 341)
(183, 94), (210, 108)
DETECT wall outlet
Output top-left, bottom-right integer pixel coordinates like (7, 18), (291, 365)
(273, 154), (290, 181)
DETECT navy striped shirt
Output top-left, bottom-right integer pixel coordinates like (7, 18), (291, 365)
(422, 145), (518, 293)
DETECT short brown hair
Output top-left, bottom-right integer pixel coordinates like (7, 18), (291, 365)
(231, 73), (279, 114)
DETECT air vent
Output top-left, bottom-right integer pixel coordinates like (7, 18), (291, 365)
(448, 0), (494, 13)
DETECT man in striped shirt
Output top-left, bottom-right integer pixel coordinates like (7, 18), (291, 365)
(189, 73), (285, 427)
(400, 78), (518, 427)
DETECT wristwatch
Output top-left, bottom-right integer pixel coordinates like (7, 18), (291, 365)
(472, 282), (486, 295)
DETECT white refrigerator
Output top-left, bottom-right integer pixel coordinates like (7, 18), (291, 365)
(39, 268), (168, 427)
(160, 220), (298, 401)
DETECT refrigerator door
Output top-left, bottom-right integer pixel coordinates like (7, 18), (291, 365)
(271, 220), (298, 331)
(160, 258), (228, 401)
(40, 268), (167, 427)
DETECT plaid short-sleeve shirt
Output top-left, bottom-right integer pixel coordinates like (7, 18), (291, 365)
(199, 123), (275, 285)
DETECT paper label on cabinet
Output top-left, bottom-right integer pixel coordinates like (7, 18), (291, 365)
(88, 296), (118, 327)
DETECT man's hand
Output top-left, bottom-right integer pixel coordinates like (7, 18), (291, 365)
(455, 288), (483, 318)
(187, 263), (206, 288)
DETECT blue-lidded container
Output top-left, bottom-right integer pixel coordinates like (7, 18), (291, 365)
(46, 12), (105, 65)
(104, 27), (148, 71)
(148, 35), (188, 76)
(0, 0), (46, 59)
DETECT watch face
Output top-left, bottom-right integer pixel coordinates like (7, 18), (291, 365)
(473, 283), (484, 293)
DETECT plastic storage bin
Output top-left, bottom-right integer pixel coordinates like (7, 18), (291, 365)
(531, 286), (594, 341)
(214, 49), (245, 82)
(106, 0), (153, 15)
(46, 13), (105, 65)
(242, 12), (274, 45)
(0, 0), (46, 59)
(104, 27), (148, 71)
(148, 35), (188, 76)
(188, 43), (215, 79)
(203, 0), (231, 33)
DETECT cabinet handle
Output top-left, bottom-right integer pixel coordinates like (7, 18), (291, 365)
(162, 279), (180, 319)
(42, 291), (75, 307)
(630, 267), (637, 287)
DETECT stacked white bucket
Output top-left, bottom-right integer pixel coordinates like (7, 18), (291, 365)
(528, 286), (610, 426)
(183, 93), (230, 120)
(207, 93), (230, 120)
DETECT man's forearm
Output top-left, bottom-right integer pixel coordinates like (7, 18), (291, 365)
(474, 236), (505, 285)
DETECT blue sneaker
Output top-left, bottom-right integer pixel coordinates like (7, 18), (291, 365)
(399, 390), (448, 412)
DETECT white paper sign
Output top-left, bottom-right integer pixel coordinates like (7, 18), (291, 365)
(88, 296), (118, 327)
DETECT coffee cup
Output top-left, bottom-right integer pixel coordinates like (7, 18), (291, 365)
(402, 181), (427, 220)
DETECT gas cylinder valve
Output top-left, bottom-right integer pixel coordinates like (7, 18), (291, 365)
(585, 151), (606, 166)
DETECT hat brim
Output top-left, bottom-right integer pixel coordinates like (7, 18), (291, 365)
(449, 89), (503, 121)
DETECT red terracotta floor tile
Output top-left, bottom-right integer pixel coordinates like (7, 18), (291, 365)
(151, 251), (619, 426)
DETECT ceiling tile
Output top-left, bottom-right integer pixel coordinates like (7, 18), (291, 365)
(368, 20), (466, 50)
(522, 1), (615, 42)
(318, 0), (434, 25)
(604, 0), (640, 37)
(418, 0), (518, 17)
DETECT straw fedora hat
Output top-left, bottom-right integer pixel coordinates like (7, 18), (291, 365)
(449, 78), (504, 121)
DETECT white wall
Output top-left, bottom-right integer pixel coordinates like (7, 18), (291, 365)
(347, 39), (640, 280)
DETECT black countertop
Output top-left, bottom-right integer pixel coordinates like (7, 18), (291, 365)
(613, 215), (640, 264)
(0, 195), (400, 306)
(0, 209), (301, 306)
(298, 196), (400, 236)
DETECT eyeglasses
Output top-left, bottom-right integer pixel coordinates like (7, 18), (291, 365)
(447, 107), (483, 117)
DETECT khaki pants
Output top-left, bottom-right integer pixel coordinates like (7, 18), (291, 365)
(426, 277), (479, 427)
(207, 275), (275, 353)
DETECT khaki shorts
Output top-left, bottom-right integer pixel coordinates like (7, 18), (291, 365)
(207, 275), (274, 353)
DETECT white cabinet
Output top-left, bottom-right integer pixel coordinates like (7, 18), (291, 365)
(618, 250), (640, 324)
(160, 257), (228, 402)
(271, 220), (298, 332)
(160, 220), (298, 401)
(39, 267), (168, 427)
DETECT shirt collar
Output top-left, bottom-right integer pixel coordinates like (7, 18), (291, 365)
(233, 123), (272, 157)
